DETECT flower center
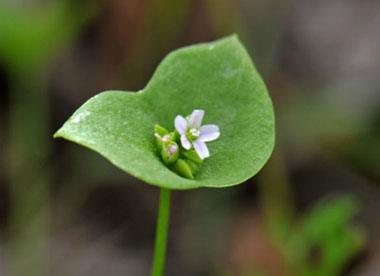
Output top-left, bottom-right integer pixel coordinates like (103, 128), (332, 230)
(186, 128), (200, 142)
(190, 128), (200, 137)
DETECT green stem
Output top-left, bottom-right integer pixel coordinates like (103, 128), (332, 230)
(151, 188), (171, 276)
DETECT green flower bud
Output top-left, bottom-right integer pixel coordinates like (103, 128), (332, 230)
(173, 130), (181, 142)
(155, 125), (175, 150)
(155, 124), (168, 136)
(185, 159), (198, 175)
(161, 141), (179, 165)
(183, 149), (203, 164)
(172, 158), (193, 179)
(155, 133), (163, 149)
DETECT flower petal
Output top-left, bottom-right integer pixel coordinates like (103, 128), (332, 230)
(175, 115), (187, 135)
(193, 139), (210, 159)
(181, 135), (192, 150)
(188, 109), (204, 128)
(200, 124), (220, 142)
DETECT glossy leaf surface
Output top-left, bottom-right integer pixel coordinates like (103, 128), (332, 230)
(55, 36), (275, 189)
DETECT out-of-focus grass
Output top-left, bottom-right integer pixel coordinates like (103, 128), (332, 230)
(119, 0), (192, 90)
(0, 1), (95, 275)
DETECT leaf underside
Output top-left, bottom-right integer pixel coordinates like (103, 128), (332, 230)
(55, 35), (275, 190)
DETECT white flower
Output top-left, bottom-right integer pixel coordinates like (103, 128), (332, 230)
(174, 109), (220, 159)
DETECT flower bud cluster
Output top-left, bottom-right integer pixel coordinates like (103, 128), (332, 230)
(154, 124), (203, 179)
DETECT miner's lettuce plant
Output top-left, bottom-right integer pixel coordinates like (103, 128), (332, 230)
(154, 109), (220, 179)
(54, 36), (275, 276)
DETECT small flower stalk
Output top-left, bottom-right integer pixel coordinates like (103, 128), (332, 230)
(154, 109), (220, 179)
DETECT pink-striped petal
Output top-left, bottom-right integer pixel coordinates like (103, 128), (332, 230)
(174, 115), (187, 135)
(180, 135), (192, 150)
(199, 124), (220, 142)
(188, 109), (204, 128)
(193, 139), (210, 159)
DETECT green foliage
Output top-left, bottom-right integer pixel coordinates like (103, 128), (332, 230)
(285, 195), (366, 276)
(0, 0), (94, 71)
(54, 36), (275, 189)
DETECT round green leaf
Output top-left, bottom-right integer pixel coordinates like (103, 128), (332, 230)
(54, 36), (275, 190)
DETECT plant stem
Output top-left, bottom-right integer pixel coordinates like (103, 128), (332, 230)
(151, 188), (171, 276)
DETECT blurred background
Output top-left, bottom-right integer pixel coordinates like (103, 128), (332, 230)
(0, 0), (379, 275)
